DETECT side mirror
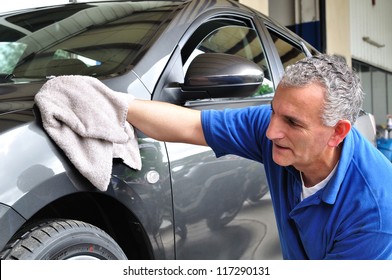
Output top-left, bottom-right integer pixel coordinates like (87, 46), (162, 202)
(181, 53), (264, 99)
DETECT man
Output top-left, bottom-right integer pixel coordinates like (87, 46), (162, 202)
(127, 54), (392, 259)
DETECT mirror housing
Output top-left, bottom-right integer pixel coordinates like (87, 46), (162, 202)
(181, 53), (264, 100)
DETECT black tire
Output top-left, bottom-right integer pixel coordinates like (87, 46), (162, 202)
(0, 219), (127, 260)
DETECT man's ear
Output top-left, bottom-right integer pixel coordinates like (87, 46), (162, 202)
(328, 120), (351, 147)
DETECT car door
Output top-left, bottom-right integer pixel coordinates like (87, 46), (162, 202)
(154, 14), (284, 260)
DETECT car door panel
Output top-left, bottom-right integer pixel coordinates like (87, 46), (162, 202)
(156, 15), (282, 259)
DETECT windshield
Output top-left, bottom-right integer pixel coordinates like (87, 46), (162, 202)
(0, 1), (178, 83)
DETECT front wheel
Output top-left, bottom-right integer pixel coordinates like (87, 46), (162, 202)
(0, 219), (127, 260)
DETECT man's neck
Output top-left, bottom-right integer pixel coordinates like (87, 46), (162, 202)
(300, 146), (341, 188)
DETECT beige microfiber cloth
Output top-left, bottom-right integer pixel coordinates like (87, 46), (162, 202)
(35, 75), (141, 191)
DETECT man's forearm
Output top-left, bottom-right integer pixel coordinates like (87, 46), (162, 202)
(127, 99), (207, 146)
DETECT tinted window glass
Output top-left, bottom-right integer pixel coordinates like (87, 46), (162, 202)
(388, 74), (392, 119)
(268, 29), (307, 69)
(353, 59), (392, 125)
(0, 2), (176, 82)
(372, 69), (387, 124)
(353, 61), (372, 116)
(183, 20), (274, 97)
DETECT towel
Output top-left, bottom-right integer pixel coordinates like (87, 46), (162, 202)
(34, 75), (141, 191)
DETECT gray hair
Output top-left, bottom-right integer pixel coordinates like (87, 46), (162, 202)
(279, 54), (364, 126)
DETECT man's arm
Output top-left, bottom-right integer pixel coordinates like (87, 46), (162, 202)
(127, 99), (207, 146)
(324, 231), (392, 260)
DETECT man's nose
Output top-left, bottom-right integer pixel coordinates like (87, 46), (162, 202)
(266, 115), (284, 140)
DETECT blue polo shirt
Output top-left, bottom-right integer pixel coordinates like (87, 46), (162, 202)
(201, 105), (392, 259)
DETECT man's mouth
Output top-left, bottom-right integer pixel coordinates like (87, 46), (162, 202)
(273, 142), (290, 151)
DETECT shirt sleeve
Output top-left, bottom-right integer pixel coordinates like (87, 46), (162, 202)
(201, 105), (271, 163)
(324, 231), (392, 260)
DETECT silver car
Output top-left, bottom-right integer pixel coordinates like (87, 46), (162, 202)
(0, 0), (375, 260)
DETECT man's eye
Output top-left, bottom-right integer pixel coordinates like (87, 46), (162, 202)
(287, 118), (299, 127)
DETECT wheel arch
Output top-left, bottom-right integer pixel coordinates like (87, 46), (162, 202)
(14, 192), (154, 260)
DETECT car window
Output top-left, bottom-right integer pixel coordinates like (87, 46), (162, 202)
(0, 2), (177, 82)
(266, 28), (307, 69)
(182, 18), (274, 98)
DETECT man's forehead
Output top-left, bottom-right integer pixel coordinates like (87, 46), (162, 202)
(274, 83), (325, 103)
(272, 84), (325, 123)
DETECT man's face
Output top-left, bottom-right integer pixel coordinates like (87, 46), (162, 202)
(266, 83), (336, 172)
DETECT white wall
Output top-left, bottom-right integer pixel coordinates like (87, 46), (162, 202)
(325, 0), (351, 65)
(350, 0), (392, 72)
(239, 0), (269, 15)
(268, 0), (295, 25)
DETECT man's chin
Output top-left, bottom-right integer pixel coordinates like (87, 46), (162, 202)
(272, 151), (292, 167)
(271, 155), (291, 167)
(272, 146), (293, 166)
